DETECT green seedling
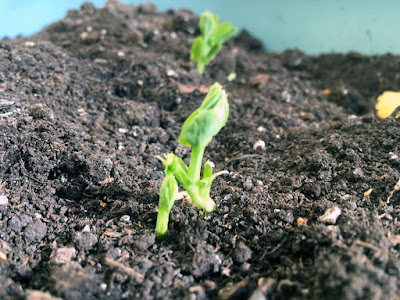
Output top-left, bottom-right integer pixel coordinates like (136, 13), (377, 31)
(191, 11), (237, 74)
(155, 83), (229, 239)
(227, 72), (237, 81)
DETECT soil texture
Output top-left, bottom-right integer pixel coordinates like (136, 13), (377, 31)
(1, 1), (400, 299)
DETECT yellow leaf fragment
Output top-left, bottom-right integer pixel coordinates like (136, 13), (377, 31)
(364, 188), (373, 197)
(375, 91), (400, 118)
(0, 251), (6, 260)
(297, 217), (308, 226)
(320, 88), (331, 96)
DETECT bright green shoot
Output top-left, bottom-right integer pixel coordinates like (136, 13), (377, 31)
(190, 11), (237, 74)
(155, 83), (229, 239)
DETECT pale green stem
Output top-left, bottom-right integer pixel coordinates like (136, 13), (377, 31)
(188, 145), (205, 182)
(155, 209), (170, 239)
(197, 63), (205, 74)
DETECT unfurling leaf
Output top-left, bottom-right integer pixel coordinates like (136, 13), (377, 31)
(179, 83), (229, 148)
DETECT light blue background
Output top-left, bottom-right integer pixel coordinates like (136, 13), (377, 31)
(1, 0), (399, 55)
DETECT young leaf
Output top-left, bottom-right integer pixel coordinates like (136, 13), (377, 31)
(210, 22), (237, 44)
(158, 153), (192, 187)
(197, 169), (228, 209)
(190, 37), (204, 62)
(199, 12), (218, 40)
(203, 160), (214, 179)
(191, 11), (237, 74)
(179, 83), (229, 148)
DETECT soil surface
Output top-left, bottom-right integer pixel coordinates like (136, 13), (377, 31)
(1, 1), (400, 299)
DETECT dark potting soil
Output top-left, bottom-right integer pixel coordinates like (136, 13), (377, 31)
(1, 1), (399, 299)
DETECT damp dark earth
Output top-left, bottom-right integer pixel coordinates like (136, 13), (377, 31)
(1, 1), (400, 299)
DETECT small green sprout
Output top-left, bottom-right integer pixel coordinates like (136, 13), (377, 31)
(155, 83), (229, 239)
(191, 11), (237, 74)
(154, 174), (178, 238)
(227, 72), (237, 81)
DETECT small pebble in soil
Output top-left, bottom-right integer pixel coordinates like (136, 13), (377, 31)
(253, 140), (266, 150)
(82, 225), (91, 233)
(353, 167), (364, 177)
(80, 32), (89, 40)
(24, 221), (47, 243)
(9, 216), (23, 232)
(241, 262), (251, 273)
(106, 248), (122, 259)
(24, 41), (36, 47)
(21, 214), (33, 227)
(0, 193), (9, 207)
(284, 211), (294, 224)
(221, 267), (231, 277)
(166, 69), (178, 77)
(229, 172), (239, 179)
(233, 242), (252, 263)
(346, 201), (358, 211)
(120, 215), (130, 222)
(134, 235), (155, 251)
(204, 214), (212, 221)
(256, 126), (266, 132)
(51, 247), (77, 265)
(243, 178), (253, 191)
(318, 206), (342, 224)
(224, 194), (232, 202)
(74, 230), (98, 250)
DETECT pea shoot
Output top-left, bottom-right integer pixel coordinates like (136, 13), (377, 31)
(155, 83), (229, 239)
(190, 12), (237, 74)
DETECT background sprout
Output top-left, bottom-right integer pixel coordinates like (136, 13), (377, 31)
(190, 11), (237, 74)
(155, 83), (229, 239)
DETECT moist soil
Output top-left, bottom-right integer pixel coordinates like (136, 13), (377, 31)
(1, 1), (400, 299)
